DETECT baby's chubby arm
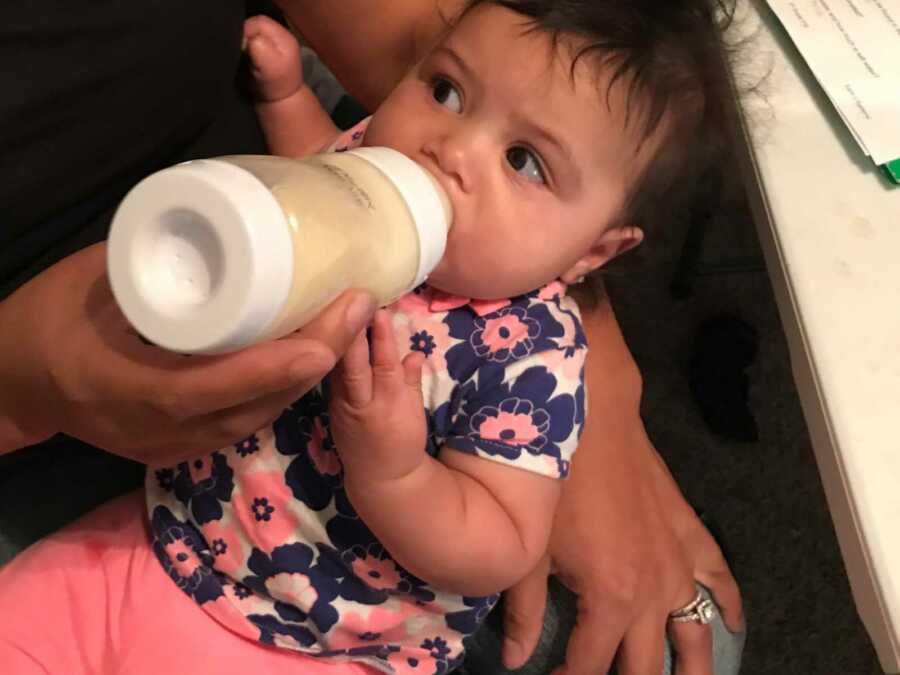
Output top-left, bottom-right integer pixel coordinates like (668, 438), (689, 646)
(243, 15), (339, 157)
(329, 311), (561, 597)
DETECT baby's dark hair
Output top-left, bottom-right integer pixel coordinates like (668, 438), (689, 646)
(465, 0), (737, 231)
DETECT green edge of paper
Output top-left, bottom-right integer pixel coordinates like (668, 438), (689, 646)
(879, 158), (900, 185)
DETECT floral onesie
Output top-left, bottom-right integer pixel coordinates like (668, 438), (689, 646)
(145, 121), (588, 675)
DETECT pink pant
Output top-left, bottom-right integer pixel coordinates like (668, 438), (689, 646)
(0, 490), (376, 675)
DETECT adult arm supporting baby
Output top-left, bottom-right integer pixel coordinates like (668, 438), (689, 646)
(330, 310), (559, 596)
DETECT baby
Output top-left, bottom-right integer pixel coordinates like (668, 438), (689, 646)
(150, 1), (728, 672)
(0, 1), (730, 674)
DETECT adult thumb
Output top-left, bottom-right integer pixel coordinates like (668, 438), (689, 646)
(502, 555), (551, 669)
(285, 290), (376, 362)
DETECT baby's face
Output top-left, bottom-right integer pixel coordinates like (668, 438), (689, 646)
(365, 4), (658, 299)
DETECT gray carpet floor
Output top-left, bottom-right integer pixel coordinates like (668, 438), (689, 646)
(606, 179), (884, 674)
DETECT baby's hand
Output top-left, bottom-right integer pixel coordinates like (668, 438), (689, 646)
(329, 310), (429, 484)
(243, 15), (304, 103)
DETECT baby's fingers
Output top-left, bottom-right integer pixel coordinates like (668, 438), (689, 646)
(402, 352), (426, 389)
(369, 310), (409, 397)
(332, 330), (372, 408)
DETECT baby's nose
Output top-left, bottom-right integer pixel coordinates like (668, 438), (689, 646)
(423, 134), (476, 194)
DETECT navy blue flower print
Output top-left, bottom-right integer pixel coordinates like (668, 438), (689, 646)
(574, 379), (585, 428)
(445, 594), (500, 635)
(155, 468), (174, 492)
(274, 390), (340, 512)
(421, 636), (463, 674)
(248, 612), (317, 648)
(242, 542), (341, 634)
(150, 506), (222, 605)
(422, 636), (451, 661)
(172, 452), (234, 524)
(472, 306), (540, 362)
(341, 543), (436, 605)
(443, 294), (564, 382)
(316, 643), (401, 663)
(233, 582), (252, 599)
(410, 330), (437, 357)
(234, 434), (260, 457)
(143, 283), (585, 670)
(425, 400), (454, 458)
(252, 497), (275, 522)
(314, 538), (436, 606)
(449, 365), (576, 464)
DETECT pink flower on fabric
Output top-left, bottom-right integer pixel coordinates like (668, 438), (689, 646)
(538, 280), (567, 301)
(351, 553), (403, 591)
(534, 298), (585, 379)
(308, 418), (341, 476)
(165, 538), (203, 579)
(199, 520), (245, 578)
(265, 571), (319, 609)
(478, 407), (542, 446)
(329, 604), (420, 649)
(471, 306), (540, 363)
(232, 470), (300, 552)
(471, 397), (550, 453)
(211, 591), (268, 641)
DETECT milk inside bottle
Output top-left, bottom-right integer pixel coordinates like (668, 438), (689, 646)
(107, 148), (452, 354)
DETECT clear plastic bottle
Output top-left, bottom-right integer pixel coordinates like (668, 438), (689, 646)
(107, 148), (452, 354)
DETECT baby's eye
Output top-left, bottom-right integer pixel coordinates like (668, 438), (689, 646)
(432, 77), (463, 113)
(506, 146), (546, 184)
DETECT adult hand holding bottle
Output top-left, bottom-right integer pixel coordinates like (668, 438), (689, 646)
(0, 242), (375, 463)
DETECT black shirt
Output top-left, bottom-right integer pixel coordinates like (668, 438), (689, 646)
(0, 0), (273, 556)
(0, 0), (269, 298)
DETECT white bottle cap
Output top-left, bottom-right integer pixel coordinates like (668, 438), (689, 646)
(107, 159), (294, 354)
(347, 147), (452, 289)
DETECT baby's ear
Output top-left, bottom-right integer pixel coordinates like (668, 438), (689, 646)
(560, 225), (644, 284)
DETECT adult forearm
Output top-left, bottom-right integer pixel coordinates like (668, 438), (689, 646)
(0, 297), (52, 454)
(562, 286), (654, 495)
(275, 0), (465, 110)
(343, 456), (536, 596)
(0, 417), (35, 455)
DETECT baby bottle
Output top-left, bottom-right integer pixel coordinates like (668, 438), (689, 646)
(107, 149), (452, 354)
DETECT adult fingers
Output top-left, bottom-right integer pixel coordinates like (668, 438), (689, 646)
(691, 530), (744, 633)
(553, 590), (627, 675)
(286, 290), (376, 359)
(646, 449), (744, 633)
(155, 382), (318, 460)
(135, 338), (334, 421)
(501, 555), (551, 669)
(136, 290), (375, 420)
(695, 565), (744, 634)
(616, 612), (666, 675)
(401, 352), (426, 390)
(668, 617), (713, 675)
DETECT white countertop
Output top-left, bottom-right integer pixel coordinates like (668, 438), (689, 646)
(734, 1), (900, 670)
